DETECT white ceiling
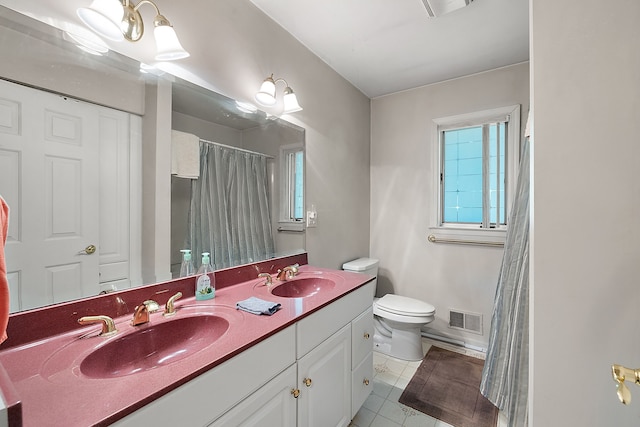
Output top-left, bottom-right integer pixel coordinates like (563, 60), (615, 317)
(249, 0), (530, 98)
(1, 0), (529, 101)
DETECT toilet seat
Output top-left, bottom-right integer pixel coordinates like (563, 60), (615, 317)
(375, 294), (435, 317)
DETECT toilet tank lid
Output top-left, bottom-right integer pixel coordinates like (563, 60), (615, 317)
(342, 257), (379, 271)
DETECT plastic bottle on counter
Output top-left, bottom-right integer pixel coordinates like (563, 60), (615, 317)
(195, 252), (215, 300)
(179, 249), (195, 277)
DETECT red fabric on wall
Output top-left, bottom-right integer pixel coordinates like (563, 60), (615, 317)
(0, 196), (9, 344)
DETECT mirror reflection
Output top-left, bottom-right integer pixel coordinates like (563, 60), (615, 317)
(0, 6), (305, 313)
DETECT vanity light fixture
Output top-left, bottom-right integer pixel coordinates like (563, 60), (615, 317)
(255, 74), (303, 114)
(77, 0), (189, 60)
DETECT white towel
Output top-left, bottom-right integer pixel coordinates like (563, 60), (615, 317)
(171, 130), (200, 179)
(524, 110), (532, 139)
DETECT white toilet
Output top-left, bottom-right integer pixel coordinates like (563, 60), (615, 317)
(342, 258), (436, 361)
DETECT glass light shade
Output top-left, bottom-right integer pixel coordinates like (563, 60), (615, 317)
(77, 0), (124, 42)
(255, 78), (277, 106)
(282, 87), (302, 113)
(154, 25), (190, 61)
(63, 30), (110, 55)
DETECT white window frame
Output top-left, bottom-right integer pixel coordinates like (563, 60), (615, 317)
(278, 142), (305, 231)
(430, 105), (520, 244)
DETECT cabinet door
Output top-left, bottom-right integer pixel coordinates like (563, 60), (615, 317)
(209, 364), (297, 427)
(351, 307), (373, 369)
(298, 324), (351, 427)
(351, 352), (373, 418)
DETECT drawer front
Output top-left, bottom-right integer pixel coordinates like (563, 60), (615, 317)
(351, 351), (373, 418)
(297, 281), (375, 358)
(113, 326), (296, 427)
(351, 306), (373, 369)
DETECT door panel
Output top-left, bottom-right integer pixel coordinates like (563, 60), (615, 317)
(0, 79), (100, 310)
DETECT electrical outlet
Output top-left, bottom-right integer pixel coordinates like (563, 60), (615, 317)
(306, 210), (317, 227)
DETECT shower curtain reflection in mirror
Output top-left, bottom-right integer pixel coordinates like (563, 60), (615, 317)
(187, 142), (275, 270)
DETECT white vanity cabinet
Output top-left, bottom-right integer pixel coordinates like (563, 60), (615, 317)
(209, 325), (353, 427)
(214, 281), (375, 427)
(294, 281), (375, 426)
(113, 280), (375, 427)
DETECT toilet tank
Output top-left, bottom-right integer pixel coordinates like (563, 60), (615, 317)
(342, 258), (379, 277)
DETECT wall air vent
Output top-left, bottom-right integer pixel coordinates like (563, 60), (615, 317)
(449, 309), (483, 335)
(421, 0), (474, 17)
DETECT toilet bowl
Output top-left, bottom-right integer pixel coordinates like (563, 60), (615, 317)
(373, 294), (435, 361)
(342, 258), (436, 361)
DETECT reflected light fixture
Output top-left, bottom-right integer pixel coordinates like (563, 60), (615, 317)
(421, 0), (474, 17)
(77, 0), (189, 60)
(255, 74), (302, 114)
(63, 28), (110, 56)
(235, 101), (258, 114)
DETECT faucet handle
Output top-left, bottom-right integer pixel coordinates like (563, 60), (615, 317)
(143, 300), (160, 313)
(78, 315), (117, 337)
(164, 292), (183, 317)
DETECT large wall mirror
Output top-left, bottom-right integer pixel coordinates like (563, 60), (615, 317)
(0, 6), (305, 313)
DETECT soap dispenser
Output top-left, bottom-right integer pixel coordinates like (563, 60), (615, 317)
(179, 249), (195, 277)
(195, 252), (215, 300)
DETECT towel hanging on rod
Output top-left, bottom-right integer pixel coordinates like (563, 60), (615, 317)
(171, 130), (200, 179)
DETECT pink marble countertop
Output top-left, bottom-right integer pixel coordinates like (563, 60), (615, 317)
(0, 265), (372, 427)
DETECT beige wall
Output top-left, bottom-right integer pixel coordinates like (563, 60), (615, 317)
(370, 63), (530, 349)
(172, 112), (243, 147)
(530, 0), (640, 424)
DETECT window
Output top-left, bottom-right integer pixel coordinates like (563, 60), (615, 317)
(431, 105), (520, 240)
(279, 143), (304, 227)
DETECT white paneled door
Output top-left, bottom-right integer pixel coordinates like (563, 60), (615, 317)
(0, 79), (100, 311)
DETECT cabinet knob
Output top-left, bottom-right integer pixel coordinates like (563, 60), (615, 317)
(363, 332), (370, 339)
(291, 388), (300, 398)
(363, 378), (370, 386)
(303, 377), (312, 387)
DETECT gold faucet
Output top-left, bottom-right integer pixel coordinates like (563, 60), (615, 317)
(163, 292), (183, 317)
(258, 272), (273, 285)
(276, 264), (299, 281)
(131, 300), (159, 326)
(78, 315), (117, 337)
(612, 364), (640, 404)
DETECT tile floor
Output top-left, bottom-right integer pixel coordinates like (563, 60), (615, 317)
(349, 338), (505, 427)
